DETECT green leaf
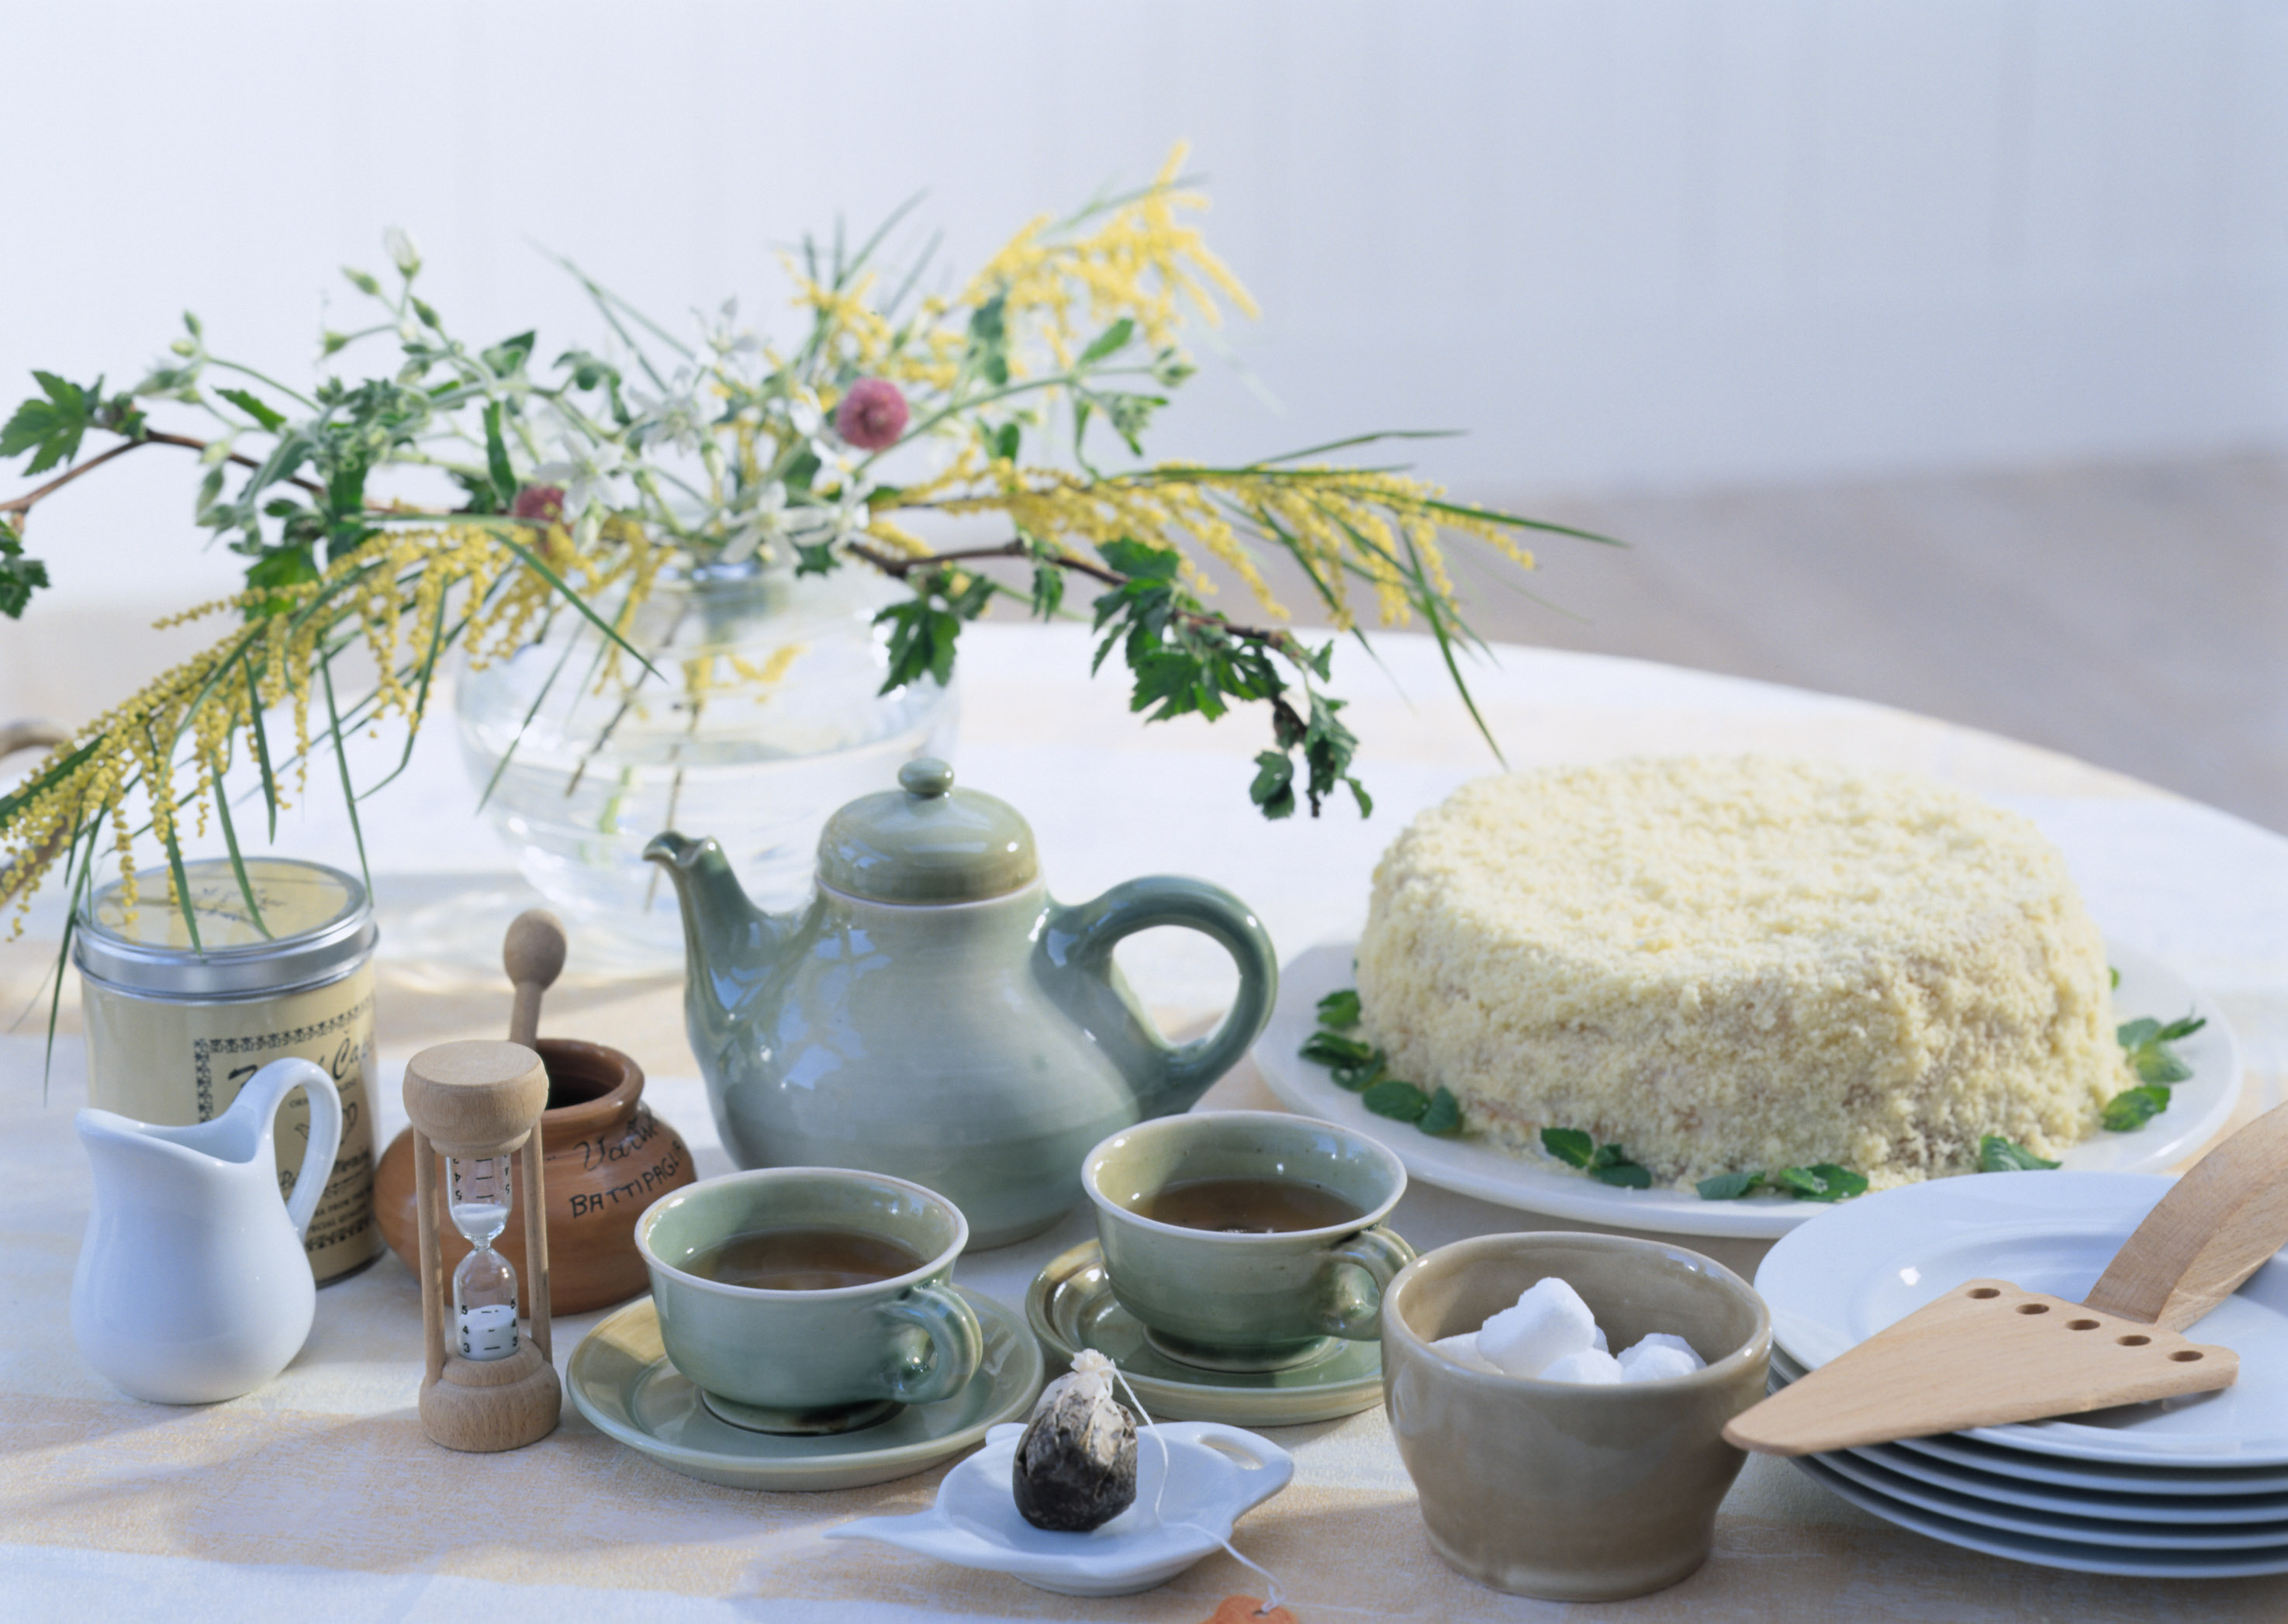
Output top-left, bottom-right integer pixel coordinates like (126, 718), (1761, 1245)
(342, 266), (382, 296)
(1, 371), (99, 474)
(483, 402), (517, 510)
(482, 330), (536, 376)
(1417, 1087), (1464, 1136)
(2110, 966), (2120, 990)
(1591, 1159), (1653, 1188)
(1028, 563), (1064, 620)
(1696, 1171), (1766, 1201)
(1315, 989), (1362, 1030)
(990, 422), (1020, 463)
(216, 386), (286, 431)
(1772, 1164), (1869, 1203)
(1098, 537), (1180, 581)
(1249, 750), (1295, 820)
(2117, 1010), (2202, 1085)
(1362, 1079), (1430, 1121)
(1299, 1030), (1375, 1069)
(1078, 317), (1135, 365)
(2102, 1083), (2171, 1132)
(1979, 1134), (2061, 1173)
(0, 520), (48, 618)
(1540, 1127), (1595, 1170)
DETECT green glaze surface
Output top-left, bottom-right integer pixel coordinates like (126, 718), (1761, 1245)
(1027, 1239), (1388, 1426)
(567, 1285), (1044, 1491)
(1381, 1232), (1771, 1602)
(816, 758), (1037, 904)
(636, 1168), (983, 1427)
(644, 786), (1277, 1249)
(1082, 1111), (1414, 1367)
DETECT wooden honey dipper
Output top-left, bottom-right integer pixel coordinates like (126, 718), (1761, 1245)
(1726, 1102), (2288, 1456)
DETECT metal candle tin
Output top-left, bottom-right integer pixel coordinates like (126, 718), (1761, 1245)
(74, 856), (382, 1284)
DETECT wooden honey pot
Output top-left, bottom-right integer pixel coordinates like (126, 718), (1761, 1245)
(375, 911), (697, 1313)
(376, 1038), (695, 1312)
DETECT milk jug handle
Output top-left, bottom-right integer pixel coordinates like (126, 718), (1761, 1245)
(237, 1058), (344, 1238)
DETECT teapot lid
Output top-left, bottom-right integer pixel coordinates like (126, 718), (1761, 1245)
(817, 758), (1039, 904)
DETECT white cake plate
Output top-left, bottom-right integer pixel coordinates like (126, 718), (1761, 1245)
(1252, 936), (2240, 1241)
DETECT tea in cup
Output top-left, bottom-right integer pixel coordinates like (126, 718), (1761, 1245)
(1082, 1111), (1414, 1370)
(636, 1166), (983, 1433)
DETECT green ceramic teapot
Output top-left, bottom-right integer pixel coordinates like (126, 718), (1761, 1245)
(645, 759), (1277, 1246)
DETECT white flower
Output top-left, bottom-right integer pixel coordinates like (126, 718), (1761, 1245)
(533, 430), (626, 515)
(629, 370), (713, 454)
(383, 226), (421, 277)
(697, 299), (761, 361)
(717, 480), (791, 565)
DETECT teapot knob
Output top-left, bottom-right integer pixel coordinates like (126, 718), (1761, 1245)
(899, 757), (956, 800)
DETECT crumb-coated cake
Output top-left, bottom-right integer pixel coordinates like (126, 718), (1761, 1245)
(1355, 756), (2129, 1188)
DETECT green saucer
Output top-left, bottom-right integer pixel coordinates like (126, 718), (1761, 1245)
(1026, 1241), (1386, 1427)
(567, 1285), (1043, 1491)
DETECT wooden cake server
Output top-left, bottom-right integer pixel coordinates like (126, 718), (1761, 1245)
(1726, 1103), (2288, 1456)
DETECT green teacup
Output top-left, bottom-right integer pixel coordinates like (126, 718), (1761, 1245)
(1082, 1111), (1414, 1371)
(635, 1166), (984, 1434)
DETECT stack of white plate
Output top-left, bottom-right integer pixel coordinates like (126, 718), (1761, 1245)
(1756, 1170), (2288, 1577)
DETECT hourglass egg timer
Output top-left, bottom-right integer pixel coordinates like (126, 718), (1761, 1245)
(402, 1039), (561, 1451)
(448, 1152), (519, 1359)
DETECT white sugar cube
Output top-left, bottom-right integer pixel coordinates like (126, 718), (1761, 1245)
(1617, 1343), (1702, 1383)
(1477, 1277), (1598, 1377)
(1538, 1348), (1626, 1384)
(1429, 1332), (1504, 1374)
(1616, 1332), (1706, 1381)
(1593, 1325), (1609, 1353)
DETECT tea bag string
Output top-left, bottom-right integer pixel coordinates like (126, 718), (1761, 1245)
(1103, 1361), (1288, 1618)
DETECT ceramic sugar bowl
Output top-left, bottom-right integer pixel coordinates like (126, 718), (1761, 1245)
(646, 758), (1277, 1247)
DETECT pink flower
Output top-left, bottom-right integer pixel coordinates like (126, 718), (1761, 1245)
(835, 378), (908, 451)
(512, 485), (565, 525)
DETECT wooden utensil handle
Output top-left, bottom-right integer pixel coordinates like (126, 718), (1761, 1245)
(2083, 1102), (2288, 1330)
(503, 910), (567, 1048)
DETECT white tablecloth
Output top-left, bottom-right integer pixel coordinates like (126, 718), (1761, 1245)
(5, 624), (2286, 1622)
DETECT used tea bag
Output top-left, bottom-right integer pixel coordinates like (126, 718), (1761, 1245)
(1013, 1349), (1138, 1531)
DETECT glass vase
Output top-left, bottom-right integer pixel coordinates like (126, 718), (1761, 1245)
(454, 558), (956, 952)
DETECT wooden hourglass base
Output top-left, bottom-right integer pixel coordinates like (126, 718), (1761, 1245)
(420, 1342), (562, 1453)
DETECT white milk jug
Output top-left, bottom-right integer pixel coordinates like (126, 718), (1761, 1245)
(72, 1056), (343, 1403)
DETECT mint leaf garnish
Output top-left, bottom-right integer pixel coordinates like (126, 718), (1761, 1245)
(1315, 988), (1361, 1030)
(2103, 1083), (2171, 1132)
(1696, 1170), (1765, 1201)
(1418, 1086), (1464, 1137)
(1362, 1079), (1430, 1122)
(2117, 1011), (2203, 1086)
(1979, 1134), (2060, 1173)
(1299, 1031), (1374, 1069)
(1540, 1127), (1595, 1168)
(1772, 1164), (1868, 1202)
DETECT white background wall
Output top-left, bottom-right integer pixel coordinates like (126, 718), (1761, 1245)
(1, 0), (2283, 611)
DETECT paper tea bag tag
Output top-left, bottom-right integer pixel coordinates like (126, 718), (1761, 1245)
(1200, 1599), (1299, 1624)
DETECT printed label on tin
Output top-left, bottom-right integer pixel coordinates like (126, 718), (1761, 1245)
(81, 967), (382, 1284)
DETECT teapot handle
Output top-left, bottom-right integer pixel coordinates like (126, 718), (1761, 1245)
(1046, 877), (1278, 1115)
(237, 1058), (344, 1238)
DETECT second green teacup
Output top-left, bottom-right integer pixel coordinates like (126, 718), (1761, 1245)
(1083, 1111), (1415, 1370)
(636, 1166), (984, 1434)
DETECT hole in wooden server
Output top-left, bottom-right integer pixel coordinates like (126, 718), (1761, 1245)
(2016, 1303), (2050, 1315)
(2118, 1335), (2153, 1346)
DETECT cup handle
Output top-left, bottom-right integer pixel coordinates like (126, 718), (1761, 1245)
(876, 1281), (985, 1405)
(236, 1057), (343, 1238)
(1319, 1225), (1416, 1341)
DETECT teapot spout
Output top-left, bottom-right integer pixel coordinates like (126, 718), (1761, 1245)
(644, 831), (790, 1007)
